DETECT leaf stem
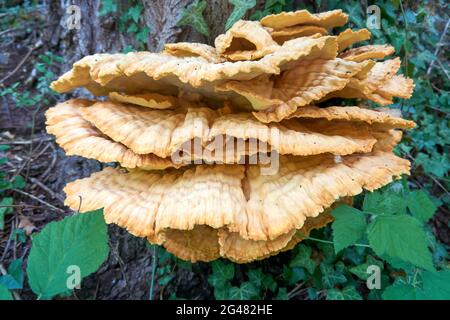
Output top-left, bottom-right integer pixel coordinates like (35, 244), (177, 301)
(306, 237), (370, 248)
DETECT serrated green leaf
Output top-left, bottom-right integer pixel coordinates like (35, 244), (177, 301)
(407, 190), (437, 223)
(331, 205), (367, 253)
(419, 270), (450, 299)
(0, 258), (23, 289)
(208, 260), (234, 289)
(225, 0), (257, 30)
(0, 284), (12, 300)
(228, 282), (259, 300)
(363, 191), (407, 215)
(177, 0), (210, 37)
(26, 209), (109, 298)
(367, 215), (434, 271)
(382, 282), (418, 300)
(289, 244), (316, 274)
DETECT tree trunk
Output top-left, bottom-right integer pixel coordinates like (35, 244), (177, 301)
(38, 0), (264, 299)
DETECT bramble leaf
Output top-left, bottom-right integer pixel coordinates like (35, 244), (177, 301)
(26, 209), (109, 298)
(331, 205), (367, 253)
(407, 190), (437, 223)
(367, 215), (434, 271)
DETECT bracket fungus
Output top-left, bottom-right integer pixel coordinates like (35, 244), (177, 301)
(47, 9), (416, 263)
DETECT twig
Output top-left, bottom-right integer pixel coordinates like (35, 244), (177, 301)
(40, 146), (58, 182)
(0, 220), (15, 262)
(0, 136), (54, 145)
(12, 189), (65, 213)
(0, 264), (22, 300)
(427, 18), (450, 76)
(429, 175), (450, 198)
(29, 177), (64, 202)
(0, 40), (41, 84)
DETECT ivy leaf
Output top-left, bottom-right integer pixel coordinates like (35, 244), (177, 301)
(248, 268), (264, 288)
(367, 215), (434, 271)
(320, 264), (347, 289)
(128, 4), (143, 23)
(228, 282), (259, 300)
(283, 266), (306, 285)
(327, 286), (362, 300)
(99, 0), (118, 16)
(26, 209), (109, 299)
(275, 287), (289, 300)
(0, 284), (12, 300)
(0, 197), (13, 230)
(135, 26), (150, 44)
(289, 244), (316, 274)
(261, 273), (277, 292)
(0, 258), (24, 290)
(177, 0), (210, 37)
(407, 190), (437, 223)
(331, 205), (367, 253)
(349, 256), (383, 281)
(208, 260), (234, 289)
(225, 0), (257, 30)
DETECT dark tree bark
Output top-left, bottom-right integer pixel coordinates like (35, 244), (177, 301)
(36, 0), (264, 299)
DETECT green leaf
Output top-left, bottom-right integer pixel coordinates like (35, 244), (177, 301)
(331, 205), (367, 253)
(208, 260), (234, 289)
(225, 0), (257, 30)
(289, 244), (316, 274)
(248, 268), (264, 288)
(99, 0), (118, 16)
(320, 264), (347, 289)
(228, 282), (259, 300)
(26, 210), (109, 298)
(349, 256), (383, 281)
(363, 191), (407, 215)
(128, 4), (143, 23)
(367, 215), (434, 271)
(135, 26), (150, 44)
(407, 190), (437, 223)
(419, 270), (450, 299)
(0, 197), (13, 230)
(327, 286), (362, 300)
(0, 258), (23, 289)
(0, 284), (12, 300)
(177, 0), (210, 37)
(382, 282), (418, 300)
(275, 287), (289, 300)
